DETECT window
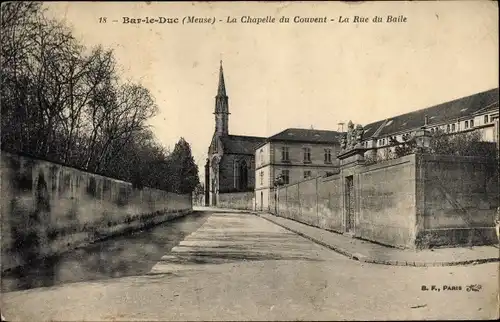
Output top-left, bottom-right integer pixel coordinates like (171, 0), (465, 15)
(324, 148), (332, 163)
(234, 160), (239, 188)
(281, 170), (289, 185)
(303, 147), (311, 163)
(281, 146), (289, 161)
(260, 171), (264, 186)
(238, 161), (248, 190)
(452, 124), (456, 132)
(259, 149), (263, 163)
(304, 170), (311, 179)
(470, 119), (474, 127)
(484, 115), (489, 124)
(465, 120), (469, 129)
(446, 124), (450, 132)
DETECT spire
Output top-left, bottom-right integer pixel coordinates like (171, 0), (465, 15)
(217, 60), (227, 97)
(214, 60), (229, 135)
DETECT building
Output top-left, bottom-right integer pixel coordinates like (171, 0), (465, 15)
(360, 88), (499, 158)
(205, 62), (266, 206)
(254, 128), (342, 211)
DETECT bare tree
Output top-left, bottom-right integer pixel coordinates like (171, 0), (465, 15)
(1, 2), (196, 194)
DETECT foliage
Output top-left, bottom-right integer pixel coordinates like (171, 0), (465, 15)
(391, 133), (416, 158)
(0, 2), (199, 193)
(385, 129), (497, 160)
(429, 129), (497, 159)
(193, 182), (205, 196)
(168, 138), (200, 194)
(364, 147), (397, 165)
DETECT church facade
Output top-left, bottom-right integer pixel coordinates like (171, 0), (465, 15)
(204, 62), (266, 206)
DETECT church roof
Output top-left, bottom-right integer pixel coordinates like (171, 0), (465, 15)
(268, 128), (343, 144)
(220, 135), (266, 155)
(364, 87), (499, 139)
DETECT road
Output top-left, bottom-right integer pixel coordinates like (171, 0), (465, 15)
(1, 210), (498, 321)
(1, 211), (211, 293)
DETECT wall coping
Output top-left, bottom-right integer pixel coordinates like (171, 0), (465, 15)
(360, 154), (416, 174)
(421, 153), (498, 163)
(219, 191), (254, 196)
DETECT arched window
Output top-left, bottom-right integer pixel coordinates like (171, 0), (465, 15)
(239, 161), (248, 190)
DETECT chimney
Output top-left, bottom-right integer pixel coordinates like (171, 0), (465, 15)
(424, 115), (429, 126)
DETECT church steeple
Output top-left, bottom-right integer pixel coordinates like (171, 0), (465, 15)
(217, 60), (227, 97)
(214, 60), (229, 135)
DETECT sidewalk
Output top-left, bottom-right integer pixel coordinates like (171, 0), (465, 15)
(256, 212), (499, 267)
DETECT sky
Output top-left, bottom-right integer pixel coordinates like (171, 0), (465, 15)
(44, 1), (499, 183)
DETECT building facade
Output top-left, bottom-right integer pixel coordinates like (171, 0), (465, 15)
(360, 88), (499, 158)
(205, 62), (266, 206)
(254, 128), (342, 212)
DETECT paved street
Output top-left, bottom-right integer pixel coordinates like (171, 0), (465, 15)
(1, 211), (211, 293)
(2, 210), (498, 321)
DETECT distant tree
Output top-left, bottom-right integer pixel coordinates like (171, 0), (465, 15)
(193, 182), (205, 196)
(1, 3), (201, 195)
(169, 138), (200, 194)
(391, 133), (417, 158)
(192, 182), (205, 205)
(430, 129), (496, 159)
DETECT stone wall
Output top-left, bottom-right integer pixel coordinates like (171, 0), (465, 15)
(416, 154), (499, 247)
(218, 191), (254, 210)
(271, 153), (498, 249)
(274, 156), (417, 248)
(0, 152), (192, 272)
(356, 155), (418, 248)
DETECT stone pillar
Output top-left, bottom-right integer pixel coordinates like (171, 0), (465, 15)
(414, 127), (431, 152)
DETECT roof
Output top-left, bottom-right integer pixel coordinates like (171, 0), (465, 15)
(268, 128), (343, 144)
(220, 135), (266, 155)
(364, 87), (499, 138)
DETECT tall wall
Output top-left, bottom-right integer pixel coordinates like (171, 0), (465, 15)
(272, 152), (498, 249)
(417, 154), (499, 247)
(0, 152), (192, 271)
(356, 155), (418, 248)
(317, 176), (343, 232)
(274, 155), (417, 248)
(218, 191), (254, 210)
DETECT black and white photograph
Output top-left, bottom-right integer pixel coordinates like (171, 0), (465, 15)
(0, 1), (499, 321)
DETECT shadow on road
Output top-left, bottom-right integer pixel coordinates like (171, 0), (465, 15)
(1, 211), (211, 293)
